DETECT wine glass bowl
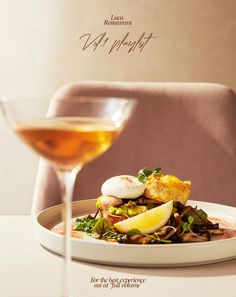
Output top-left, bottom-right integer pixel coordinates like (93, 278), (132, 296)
(15, 117), (119, 171)
(0, 96), (137, 297)
(1, 97), (136, 170)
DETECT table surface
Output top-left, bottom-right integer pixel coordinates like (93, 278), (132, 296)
(0, 215), (236, 297)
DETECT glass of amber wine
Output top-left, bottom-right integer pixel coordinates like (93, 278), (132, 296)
(0, 96), (137, 297)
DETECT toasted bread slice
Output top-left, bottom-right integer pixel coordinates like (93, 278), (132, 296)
(144, 174), (191, 205)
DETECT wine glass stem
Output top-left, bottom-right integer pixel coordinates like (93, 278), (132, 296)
(56, 167), (80, 297)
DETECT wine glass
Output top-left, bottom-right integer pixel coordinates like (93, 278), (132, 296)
(0, 96), (137, 297)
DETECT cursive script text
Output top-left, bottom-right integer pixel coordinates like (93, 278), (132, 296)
(79, 32), (156, 54)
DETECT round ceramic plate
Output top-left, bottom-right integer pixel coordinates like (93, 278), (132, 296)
(34, 199), (236, 267)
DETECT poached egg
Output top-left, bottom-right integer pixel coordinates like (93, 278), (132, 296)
(101, 175), (145, 199)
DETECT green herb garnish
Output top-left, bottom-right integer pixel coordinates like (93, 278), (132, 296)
(103, 230), (122, 239)
(146, 234), (172, 243)
(188, 208), (208, 225)
(93, 217), (112, 235)
(137, 167), (163, 183)
(73, 217), (98, 233)
(127, 229), (141, 236)
(179, 215), (194, 236)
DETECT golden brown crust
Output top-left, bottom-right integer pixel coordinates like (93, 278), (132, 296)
(144, 174), (191, 204)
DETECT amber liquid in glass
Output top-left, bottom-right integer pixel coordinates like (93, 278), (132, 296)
(15, 117), (119, 170)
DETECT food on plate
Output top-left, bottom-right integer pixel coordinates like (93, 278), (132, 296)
(53, 167), (234, 244)
(101, 175), (146, 199)
(114, 200), (173, 234)
(143, 170), (191, 205)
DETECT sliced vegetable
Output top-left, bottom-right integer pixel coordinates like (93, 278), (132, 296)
(187, 208), (208, 225)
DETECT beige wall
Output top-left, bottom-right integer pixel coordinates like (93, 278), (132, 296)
(0, 0), (236, 213)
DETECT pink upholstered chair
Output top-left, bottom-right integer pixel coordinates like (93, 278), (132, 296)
(32, 82), (236, 214)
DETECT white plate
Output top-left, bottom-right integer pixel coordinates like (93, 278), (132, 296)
(34, 199), (236, 267)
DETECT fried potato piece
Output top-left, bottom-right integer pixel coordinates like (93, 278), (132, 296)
(144, 174), (191, 205)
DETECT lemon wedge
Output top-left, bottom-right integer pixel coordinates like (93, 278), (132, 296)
(114, 200), (173, 234)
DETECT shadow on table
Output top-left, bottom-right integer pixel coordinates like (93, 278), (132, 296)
(42, 245), (236, 277)
(77, 259), (236, 278)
